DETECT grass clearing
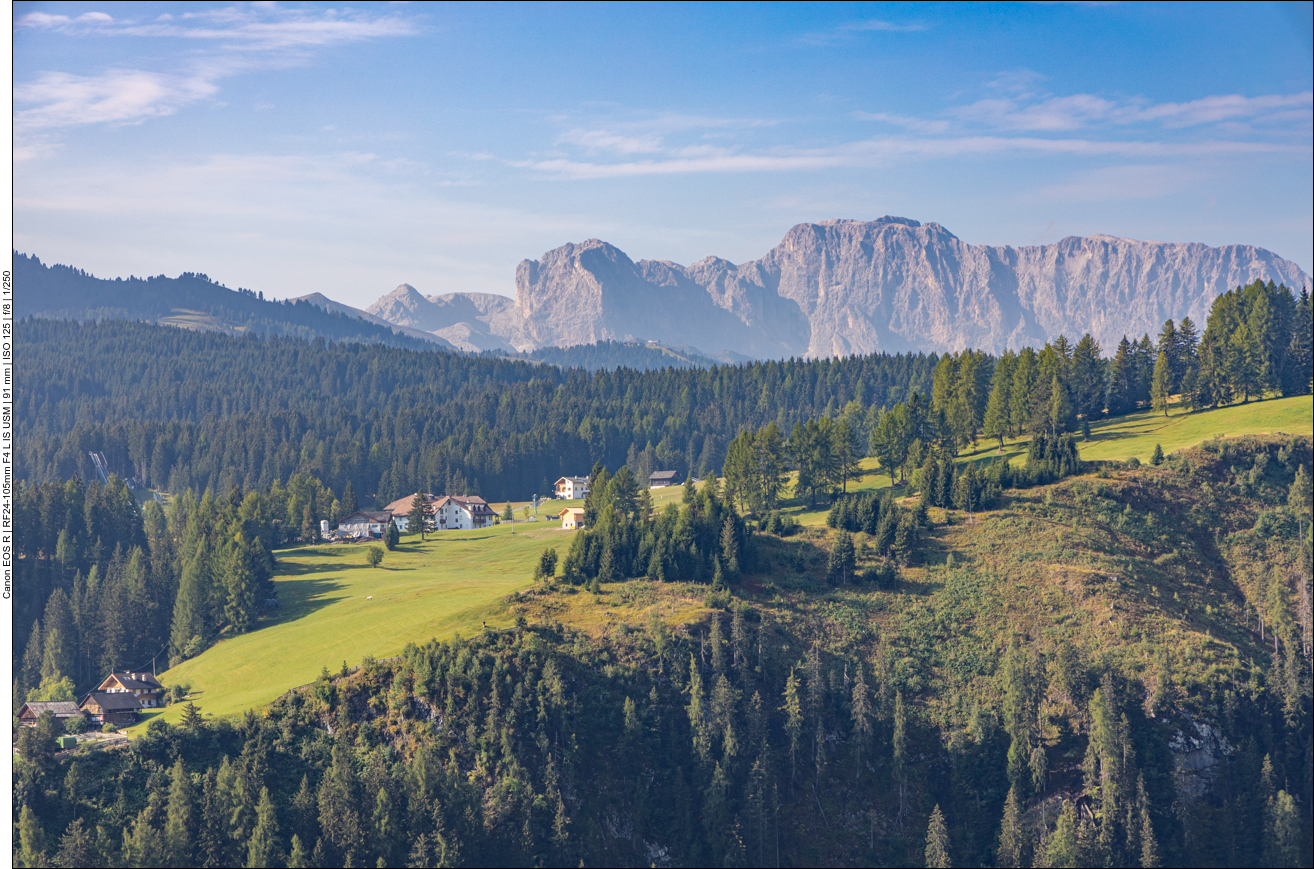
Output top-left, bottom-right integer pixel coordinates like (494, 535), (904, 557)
(137, 483), (693, 731)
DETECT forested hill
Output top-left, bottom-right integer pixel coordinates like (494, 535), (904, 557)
(16, 318), (936, 502)
(502, 340), (722, 371)
(12, 253), (447, 351)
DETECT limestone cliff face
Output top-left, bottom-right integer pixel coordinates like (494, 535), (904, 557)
(367, 218), (1310, 358)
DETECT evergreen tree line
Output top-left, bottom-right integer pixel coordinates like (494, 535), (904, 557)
(554, 468), (753, 591)
(18, 282), (1308, 512)
(11, 471), (348, 701)
(17, 318), (936, 505)
(12, 609), (1309, 868)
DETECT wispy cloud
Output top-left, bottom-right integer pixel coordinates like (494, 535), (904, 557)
(949, 90), (1313, 132)
(16, 4), (418, 51)
(516, 135), (1307, 180)
(14, 4), (420, 157)
(800, 17), (929, 45)
(15, 70), (218, 131)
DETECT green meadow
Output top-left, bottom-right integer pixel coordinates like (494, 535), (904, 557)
(139, 397), (1308, 729)
(138, 488), (689, 730)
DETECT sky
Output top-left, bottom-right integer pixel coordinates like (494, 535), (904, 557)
(12, 1), (1314, 307)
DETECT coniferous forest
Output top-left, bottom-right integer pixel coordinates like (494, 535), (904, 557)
(11, 278), (1313, 868)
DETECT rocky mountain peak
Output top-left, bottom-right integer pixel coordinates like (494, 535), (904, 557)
(365, 219), (1309, 360)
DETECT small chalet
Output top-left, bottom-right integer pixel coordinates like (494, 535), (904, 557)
(80, 692), (143, 726)
(17, 701), (85, 728)
(649, 470), (680, 489)
(559, 507), (585, 530)
(383, 493), (437, 532)
(554, 476), (589, 499)
(96, 671), (165, 708)
(338, 510), (393, 539)
(432, 495), (495, 531)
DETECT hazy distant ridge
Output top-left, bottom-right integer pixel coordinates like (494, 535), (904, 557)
(369, 217), (1310, 357)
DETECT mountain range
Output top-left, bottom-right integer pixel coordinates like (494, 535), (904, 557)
(16, 217), (1310, 362)
(367, 217), (1310, 358)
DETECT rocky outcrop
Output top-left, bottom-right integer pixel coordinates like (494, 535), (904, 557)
(367, 218), (1310, 358)
(366, 284), (531, 353)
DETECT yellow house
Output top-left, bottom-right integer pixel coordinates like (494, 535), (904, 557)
(559, 508), (585, 530)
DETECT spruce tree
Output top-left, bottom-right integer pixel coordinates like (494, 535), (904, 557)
(287, 834), (310, 869)
(342, 481), (358, 514)
(171, 549), (211, 662)
(997, 785), (1024, 868)
(246, 786), (282, 868)
(18, 804), (46, 869)
(165, 758), (195, 866)
(408, 494), (427, 540)
(1045, 801), (1079, 867)
(924, 804), (951, 868)
(56, 818), (96, 868)
(1151, 351), (1173, 416)
(1150, 443), (1164, 466)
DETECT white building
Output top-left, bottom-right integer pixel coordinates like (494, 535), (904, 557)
(432, 495), (496, 530)
(554, 476), (589, 499)
(338, 510), (392, 538)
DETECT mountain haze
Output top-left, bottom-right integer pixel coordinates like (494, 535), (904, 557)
(369, 218), (1310, 358)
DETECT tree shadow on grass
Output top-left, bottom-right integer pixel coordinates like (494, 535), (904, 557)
(262, 575), (349, 626)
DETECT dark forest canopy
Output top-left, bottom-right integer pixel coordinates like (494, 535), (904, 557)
(16, 279), (1310, 509)
(16, 318), (938, 503)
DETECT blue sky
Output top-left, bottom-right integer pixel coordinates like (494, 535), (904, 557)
(13, 1), (1314, 307)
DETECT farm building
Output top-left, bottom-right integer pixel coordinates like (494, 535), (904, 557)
(96, 671), (165, 708)
(649, 470), (680, 488)
(383, 492), (438, 531)
(80, 691), (143, 726)
(17, 700), (85, 728)
(338, 510), (393, 539)
(554, 476), (589, 499)
(559, 507), (585, 530)
(432, 495), (496, 530)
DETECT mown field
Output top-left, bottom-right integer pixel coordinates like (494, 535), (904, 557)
(140, 397), (1310, 729)
(138, 487), (688, 730)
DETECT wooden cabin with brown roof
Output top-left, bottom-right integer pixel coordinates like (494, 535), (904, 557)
(17, 700), (86, 728)
(96, 671), (165, 708)
(80, 691), (143, 726)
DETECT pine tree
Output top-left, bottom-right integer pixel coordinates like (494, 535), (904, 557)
(1139, 795), (1159, 868)
(924, 803), (951, 868)
(56, 818), (96, 868)
(1045, 801), (1079, 867)
(246, 786), (281, 868)
(783, 667), (802, 783)
(287, 835), (310, 869)
(408, 494), (427, 540)
(171, 548), (211, 663)
(181, 701), (204, 730)
(1151, 351), (1173, 416)
(341, 481), (358, 514)
(997, 785), (1024, 868)
(1047, 374), (1074, 438)
(1150, 443), (1164, 466)
(165, 758), (195, 866)
(983, 352), (1015, 450)
(827, 531), (855, 585)
(893, 691), (908, 823)
(850, 663), (872, 778)
(18, 804), (46, 869)
(221, 531), (258, 633)
(19, 619), (43, 698)
(199, 767), (226, 868)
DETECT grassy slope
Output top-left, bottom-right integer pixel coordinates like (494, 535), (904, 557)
(139, 399), (1308, 730)
(779, 395), (1312, 527)
(138, 487), (688, 730)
